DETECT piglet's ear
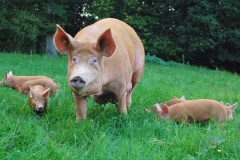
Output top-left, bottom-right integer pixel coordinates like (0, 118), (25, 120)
(42, 87), (51, 98)
(6, 72), (11, 79)
(162, 104), (170, 115)
(9, 71), (13, 76)
(231, 102), (237, 111)
(96, 29), (116, 57)
(155, 104), (162, 112)
(53, 25), (77, 55)
(4, 71), (8, 79)
(29, 86), (34, 97)
(180, 95), (186, 100)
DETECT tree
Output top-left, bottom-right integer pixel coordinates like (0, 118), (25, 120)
(0, 0), (240, 73)
(0, 0), (68, 54)
(86, 0), (240, 73)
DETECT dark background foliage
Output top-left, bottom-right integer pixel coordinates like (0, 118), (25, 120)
(0, 0), (239, 73)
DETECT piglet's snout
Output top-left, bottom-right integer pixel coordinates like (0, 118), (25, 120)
(70, 76), (86, 88)
(37, 106), (43, 111)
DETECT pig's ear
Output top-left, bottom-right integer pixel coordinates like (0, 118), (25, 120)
(96, 29), (116, 57)
(155, 104), (162, 112)
(42, 87), (51, 98)
(180, 96), (186, 100)
(231, 102), (237, 111)
(162, 104), (170, 115)
(4, 71), (8, 79)
(6, 72), (11, 79)
(53, 25), (77, 55)
(9, 71), (13, 76)
(29, 86), (34, 97)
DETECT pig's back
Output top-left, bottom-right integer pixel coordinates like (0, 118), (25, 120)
(32, 85), (45, 92)
(164, 98), (185, 106)
(171, 99), (227, 123)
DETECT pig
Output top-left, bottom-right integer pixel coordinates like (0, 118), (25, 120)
(0, 71), (53, 88)
(219, 101), (237, 119)
(221, 102), (237, 120)
(15, 78), (60, 97)
(146, 99), (229, 123)
(53, 18), (145, 121)
(28, 85), (50, 115)
(143, 96), (186, 113)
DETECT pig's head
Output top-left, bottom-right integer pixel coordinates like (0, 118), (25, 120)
(143, 103), (170, 119)
(53, 25), (116, 96)
(28, 86), (50, 115)
(225, 102), (237, 120)
(0, 71), (14, 87)
(156, 104), (170, 119)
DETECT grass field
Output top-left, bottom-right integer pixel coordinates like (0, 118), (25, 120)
(0, 52), (239, 159)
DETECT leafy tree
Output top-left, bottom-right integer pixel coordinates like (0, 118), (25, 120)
(0, 0), (68, 53)
(0, 0), (239, 72)
(63, 0), (95, 36)
(86, 0), (240, 72)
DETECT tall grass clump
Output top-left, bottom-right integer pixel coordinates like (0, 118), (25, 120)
(0, 52), (239, 159)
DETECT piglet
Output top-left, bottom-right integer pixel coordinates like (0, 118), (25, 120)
(0, 71), (53, 88)
(16, 78), (60, 97)
(28, 85), (50, 115)
(145, 99), (230, 123)
(224, 102), (237, 120)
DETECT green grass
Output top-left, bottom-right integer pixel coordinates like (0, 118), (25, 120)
(0, 52), (240, 159)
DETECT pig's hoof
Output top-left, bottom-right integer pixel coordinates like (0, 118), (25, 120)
(70, 76), (86, 88)
(76, 117), (87, 122)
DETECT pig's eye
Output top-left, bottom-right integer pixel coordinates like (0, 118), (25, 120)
(90, 57), (98, 64)
(72, 56), (79, 63)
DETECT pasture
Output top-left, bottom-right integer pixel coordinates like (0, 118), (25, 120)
(0, 53), (239, 159)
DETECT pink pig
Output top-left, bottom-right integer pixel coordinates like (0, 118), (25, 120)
(54, 18), (145, 121)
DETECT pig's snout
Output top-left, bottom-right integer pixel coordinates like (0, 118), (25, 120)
(37, 106), (43, 111)
(70, 76), (86, 88)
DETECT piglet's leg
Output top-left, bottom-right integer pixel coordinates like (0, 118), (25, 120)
(72, 92), (87, 121)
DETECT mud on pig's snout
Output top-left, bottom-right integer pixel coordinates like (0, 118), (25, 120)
(70, 76), (86, 88)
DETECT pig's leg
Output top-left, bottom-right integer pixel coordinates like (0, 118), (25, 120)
(126, 82), (132, 109)
(126, 69), (144, 109)
(131, 68), (144, 89)
(72, 92), (87, 121)
(116, 88), (128, 114)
